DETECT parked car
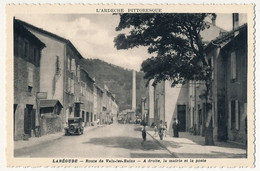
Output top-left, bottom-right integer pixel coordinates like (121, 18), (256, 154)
(64, 117), (84, 136)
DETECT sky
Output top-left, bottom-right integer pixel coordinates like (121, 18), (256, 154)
(16, 13), (247, 71)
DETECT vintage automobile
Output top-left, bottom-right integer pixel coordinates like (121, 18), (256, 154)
(64, 117), (84, 135)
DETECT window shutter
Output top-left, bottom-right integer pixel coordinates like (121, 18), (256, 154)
(211, 56), (214, 80)
(228, 101), (231, 129)
(24, 108), (29, 133)
(28, 67), (33, 87)
(71, 59), (76, 74)
(235, 100), (239, 130)
(32, 109), (36, 130)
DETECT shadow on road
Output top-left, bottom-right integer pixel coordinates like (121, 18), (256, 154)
(83, 136), (162, 151)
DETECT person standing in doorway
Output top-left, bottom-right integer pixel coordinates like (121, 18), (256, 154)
(172, 118), (179, 137)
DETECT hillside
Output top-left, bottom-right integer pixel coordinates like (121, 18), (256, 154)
(80, 58), (147, 112)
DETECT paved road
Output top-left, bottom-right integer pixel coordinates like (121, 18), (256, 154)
(15, 122), (173, 158)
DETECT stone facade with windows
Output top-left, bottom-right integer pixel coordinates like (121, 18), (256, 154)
(13, 19), (45, 140)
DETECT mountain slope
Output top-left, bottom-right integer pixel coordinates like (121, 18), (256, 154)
(80, 58), (146, 111)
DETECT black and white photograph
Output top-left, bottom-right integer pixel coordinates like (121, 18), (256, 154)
(5, 4), (255, 167)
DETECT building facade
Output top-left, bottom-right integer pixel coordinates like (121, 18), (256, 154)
(146, 15), (248, 145)
(13, 19), (45, 140)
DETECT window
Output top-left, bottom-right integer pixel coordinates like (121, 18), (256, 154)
(70, 78), (74, 94)
(71, 59), (76, 74)
(230, 100), (240, 130)
(67, 56), (71, 71)
(231, 51), (237, 80)
(28, 67), (33, 88)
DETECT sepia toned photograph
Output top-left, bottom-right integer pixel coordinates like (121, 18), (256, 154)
(5, 4), (255, 167)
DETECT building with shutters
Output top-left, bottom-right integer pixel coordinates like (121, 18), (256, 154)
(13, 19), (45, 140)
(146, 14), (248, 145)
(15, 19), (96, 134)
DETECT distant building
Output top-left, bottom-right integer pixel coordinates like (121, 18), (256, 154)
(13, 19), (45, 140)
(79, 69), (95, 126)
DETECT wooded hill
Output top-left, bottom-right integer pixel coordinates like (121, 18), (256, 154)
(80, 58), (146, 112)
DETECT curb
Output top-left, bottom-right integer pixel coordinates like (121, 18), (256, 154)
(14, 134), (64, 156)
(146, 131), (178, 158)
(14, 125), (102, 155)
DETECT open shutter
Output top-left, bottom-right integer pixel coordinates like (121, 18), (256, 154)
(228, 101), (231, 129)
(235, 100), (240, 130)
(32, 109), (36, 130)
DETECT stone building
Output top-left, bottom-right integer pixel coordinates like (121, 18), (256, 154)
(16, 19), (93, 132)
(13, 19), (45, 140)
(146, 14), (248, 145)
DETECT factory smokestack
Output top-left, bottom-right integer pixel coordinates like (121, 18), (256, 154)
(132, 70), (136, 111)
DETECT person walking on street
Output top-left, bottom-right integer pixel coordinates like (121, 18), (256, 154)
(172, 118), (179, 137)
(141, 125), (147, 144)
(153, 125), (158, 137)
(164, 121), (168, 137)
(158, 120), (165, 140)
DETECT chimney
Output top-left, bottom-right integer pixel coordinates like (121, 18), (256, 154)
(211, 17), (216, 26)
(232, 13), (239, 30)
(132, 70), (136, 111)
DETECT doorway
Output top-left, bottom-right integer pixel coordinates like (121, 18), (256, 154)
(24, 104), (35, 137)
(177, 105), (186, 132)
(14, 104), (17, 140)
(86, 112), (89, 122)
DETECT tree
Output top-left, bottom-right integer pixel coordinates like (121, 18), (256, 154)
(114, 13), (216, 145)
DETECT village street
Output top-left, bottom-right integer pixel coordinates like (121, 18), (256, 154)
(14, 122), (173, 158)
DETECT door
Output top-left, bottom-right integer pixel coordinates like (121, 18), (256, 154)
(14, 104), (17, 140)
(82, 111), (85, 122)
(86, 112), (89, 122)
(24, 105), (35, 137)
(177, 105), (186, 132)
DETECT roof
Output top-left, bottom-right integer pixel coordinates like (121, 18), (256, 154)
(16, 19), (83, 59)
(40, 99), (63, 108)
(81, 69), (95, 83)
(14, 18), (45, 49)
(205, 23), (247, 50)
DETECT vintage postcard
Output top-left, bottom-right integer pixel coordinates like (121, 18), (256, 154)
(5, 4), (255, 167)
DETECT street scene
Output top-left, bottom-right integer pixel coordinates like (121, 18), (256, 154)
(13, 13), (248, 158)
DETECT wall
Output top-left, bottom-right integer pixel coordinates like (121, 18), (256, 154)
(14, 34), (41, 140)
(225, 32), (247, 144)
(164, 81), (189, 135)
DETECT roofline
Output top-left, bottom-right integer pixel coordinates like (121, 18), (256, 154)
(205, 23), (247, 50)
(14, 18), (46, 49)
(205, 21), (227, 32)
(80, 68), (95, 83)
(16, 19), (83, 59)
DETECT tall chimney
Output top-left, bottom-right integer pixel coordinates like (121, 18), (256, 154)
(132, 70), (136, 111)
(232, 13), (239, 30)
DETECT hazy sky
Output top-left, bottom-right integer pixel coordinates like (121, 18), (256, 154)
(16, 13), (247, 71)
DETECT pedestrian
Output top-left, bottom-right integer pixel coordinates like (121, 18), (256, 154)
(164, 121), (168, 137)
(172, 118), (179, 137)
(153, 125), (158, 137)
(158, 120), (165, 140)
(141, 125), (147, 144)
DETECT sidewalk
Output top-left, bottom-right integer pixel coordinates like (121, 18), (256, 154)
(14, 125), (103, 151)
(147, 129), (247, 158)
